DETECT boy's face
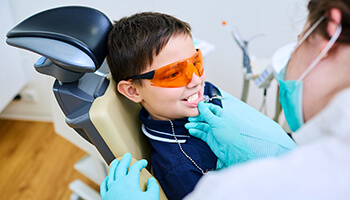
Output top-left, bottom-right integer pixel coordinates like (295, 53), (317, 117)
(135, 34), (206, 120)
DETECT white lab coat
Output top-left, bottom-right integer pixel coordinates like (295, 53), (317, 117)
(185, 88), (350, 200)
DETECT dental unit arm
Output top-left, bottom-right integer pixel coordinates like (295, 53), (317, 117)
(222, 21), (274, 100)
(222, 21), (253, 103)
(222, 21), (278, 118)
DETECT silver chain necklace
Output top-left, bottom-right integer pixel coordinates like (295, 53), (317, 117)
(168, 119), (207, 175)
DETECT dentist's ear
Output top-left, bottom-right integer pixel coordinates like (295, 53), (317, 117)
(327, 8), (342, 37)
(117, 80), (143, 103)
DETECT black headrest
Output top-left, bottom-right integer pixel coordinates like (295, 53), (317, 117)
(6, 6), (112, 73)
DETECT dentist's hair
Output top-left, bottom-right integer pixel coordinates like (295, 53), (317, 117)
(307, 0), (350, 43)
(107, 12), (192, 85)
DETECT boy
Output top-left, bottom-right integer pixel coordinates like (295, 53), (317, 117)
(106, 12), (296, 200)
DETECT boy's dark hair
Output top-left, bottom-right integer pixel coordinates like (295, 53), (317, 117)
(107, 12), (192, 85)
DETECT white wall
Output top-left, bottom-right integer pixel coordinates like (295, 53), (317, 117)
(0, 0), (28, 113)
(0, 0), (309, 121)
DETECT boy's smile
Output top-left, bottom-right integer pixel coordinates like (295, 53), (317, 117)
(182, 90), (204, 107)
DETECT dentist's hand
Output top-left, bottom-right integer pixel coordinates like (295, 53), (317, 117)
(100, 153), (159, 200)
(185, 102), (256, 169)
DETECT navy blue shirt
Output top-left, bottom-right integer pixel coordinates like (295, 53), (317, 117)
(139, 82), (221, 200)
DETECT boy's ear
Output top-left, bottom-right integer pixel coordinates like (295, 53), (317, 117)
(327, 8), (342, 37)
(117, 80), (143, 103)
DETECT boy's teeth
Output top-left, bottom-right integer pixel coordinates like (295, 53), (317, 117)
(187, 93), (198, 102)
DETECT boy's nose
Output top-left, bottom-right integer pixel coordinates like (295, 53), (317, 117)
(186, 72), (202, 88)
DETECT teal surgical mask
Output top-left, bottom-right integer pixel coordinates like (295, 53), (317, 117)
(275, 16), (342, 132)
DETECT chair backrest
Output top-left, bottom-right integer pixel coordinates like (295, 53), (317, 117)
(89, 75), (151, 161)
(89, 76), (168, 199)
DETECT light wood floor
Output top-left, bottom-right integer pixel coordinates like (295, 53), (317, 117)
(0, 119), (99, 200)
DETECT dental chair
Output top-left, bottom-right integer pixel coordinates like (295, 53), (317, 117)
(6, 6), (167, 200)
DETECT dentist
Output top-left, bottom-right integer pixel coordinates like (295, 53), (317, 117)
(101, 0), (350, 199)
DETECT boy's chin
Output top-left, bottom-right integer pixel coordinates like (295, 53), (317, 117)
(186, 110), (200, 118)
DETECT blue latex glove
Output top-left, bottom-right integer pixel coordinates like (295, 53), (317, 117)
(100, 153), (159, 200)
(185, 102), (257, 169)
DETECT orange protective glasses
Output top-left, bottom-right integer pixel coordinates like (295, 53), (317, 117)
(125, 49), (204, 87)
